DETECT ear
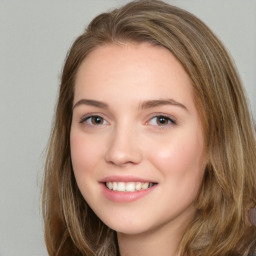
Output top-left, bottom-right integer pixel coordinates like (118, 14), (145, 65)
(248, 207), (256, 226)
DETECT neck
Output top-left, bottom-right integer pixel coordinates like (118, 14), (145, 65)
(117, 221), (185, 256)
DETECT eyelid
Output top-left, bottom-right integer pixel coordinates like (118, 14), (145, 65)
(146, 113), (177, 127)
(79, 113), (110, 125)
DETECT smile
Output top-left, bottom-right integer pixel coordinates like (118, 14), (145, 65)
(105, 182), (155, 192)
(100, 176), (158, 202)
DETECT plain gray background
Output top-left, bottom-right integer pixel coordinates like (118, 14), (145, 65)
(0, 1), (255, 255)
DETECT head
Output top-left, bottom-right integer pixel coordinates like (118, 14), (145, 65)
(43, 1), (256, 255)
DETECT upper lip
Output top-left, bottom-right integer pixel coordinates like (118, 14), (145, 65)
(99, 175), (157, 183)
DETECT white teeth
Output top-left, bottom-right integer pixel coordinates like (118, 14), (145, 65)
(142, 182), (149, 189)
(105, 181), (154, 192)
(135, 182), (142, 190)
(107, 182), (113, 190)
(117, 182), (125, 192)
(113, 182), (118, 191)
(126, 182), (135, 192)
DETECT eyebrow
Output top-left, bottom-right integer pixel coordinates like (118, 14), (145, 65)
(72, 99), (108, 110)
(140, 99), (187, 111)
(72, 98), (187, 111)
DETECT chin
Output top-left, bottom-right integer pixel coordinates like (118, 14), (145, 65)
(111, 225), (149, 235)
(100, 216), (154, 235)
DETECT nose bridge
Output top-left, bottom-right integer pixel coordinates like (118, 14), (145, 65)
(105, 120), (142, 166)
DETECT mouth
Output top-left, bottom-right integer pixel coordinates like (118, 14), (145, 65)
(100, 177), (158, 202)
(104, 181), (157, 192)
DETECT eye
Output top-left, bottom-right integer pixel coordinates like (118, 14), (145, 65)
(148, 115), (176, 126)
(80, 115), (108, 126)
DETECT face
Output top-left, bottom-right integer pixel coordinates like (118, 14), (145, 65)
(70, 43), (205, 236)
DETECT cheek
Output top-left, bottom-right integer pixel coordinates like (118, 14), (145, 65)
(70, 132), (100, 177)
(148, 131), (204, 180)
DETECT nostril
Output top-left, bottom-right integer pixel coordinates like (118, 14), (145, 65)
(104, 132), (143, 166)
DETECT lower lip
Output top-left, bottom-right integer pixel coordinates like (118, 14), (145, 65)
(101, 183), (157, 203)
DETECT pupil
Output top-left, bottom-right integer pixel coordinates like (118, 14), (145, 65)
(158, 116), (167, 124)
(94, 116), (102, 124)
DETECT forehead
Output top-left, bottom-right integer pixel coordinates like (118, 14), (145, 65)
(74, 42), (194, 100)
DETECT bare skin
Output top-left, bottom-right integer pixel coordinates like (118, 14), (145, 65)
(71, 42), (205, 256)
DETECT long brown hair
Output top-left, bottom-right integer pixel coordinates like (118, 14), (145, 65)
(43, 1), (256, 255)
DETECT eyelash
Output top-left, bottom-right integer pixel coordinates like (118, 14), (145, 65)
(146, 114), (176, 127)
(79, 114), (109, 126)
(79, 114), (176, 127)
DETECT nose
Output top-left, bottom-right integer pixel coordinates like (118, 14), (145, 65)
(104, 125), (143, 166)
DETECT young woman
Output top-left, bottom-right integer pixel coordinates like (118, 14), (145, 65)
(42, 1), (256, 255)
